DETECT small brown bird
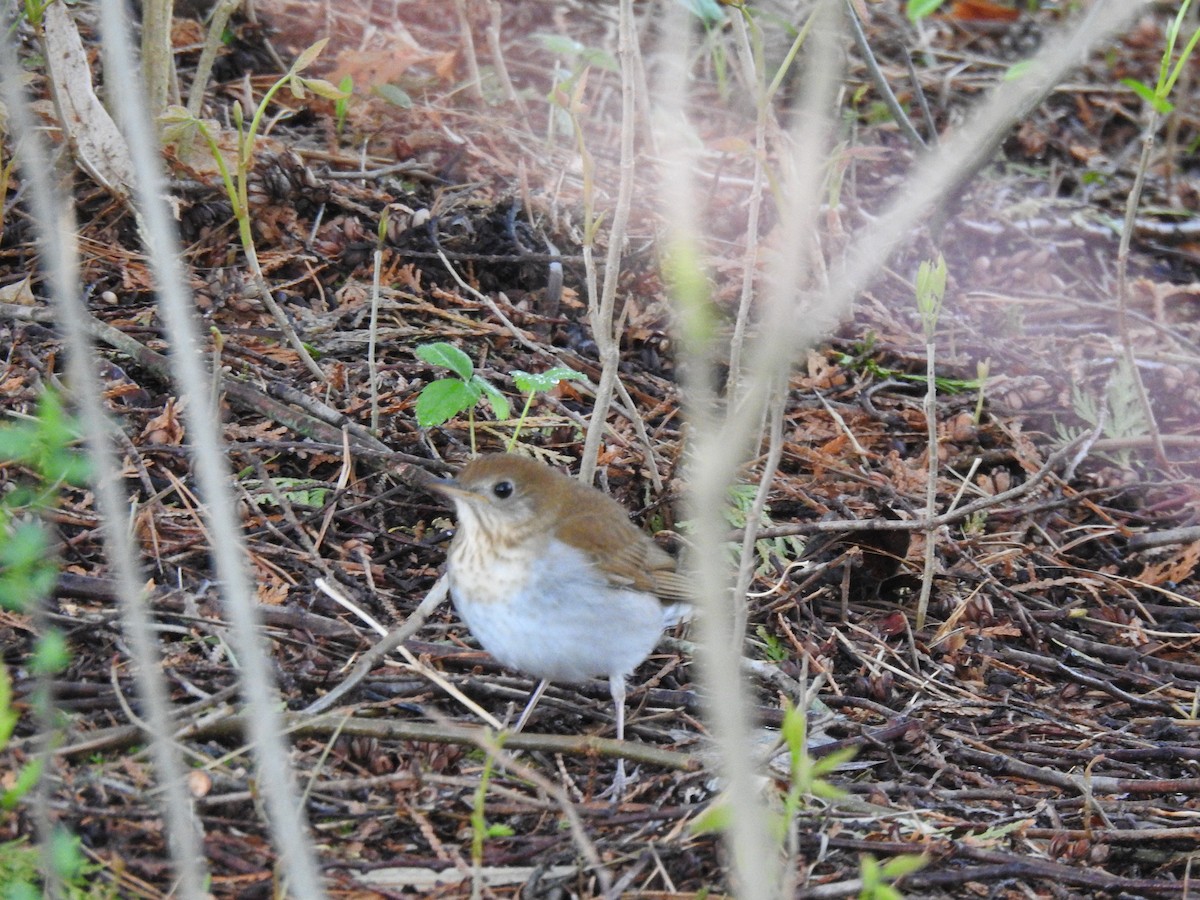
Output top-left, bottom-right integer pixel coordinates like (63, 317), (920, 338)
(424, 453), (690, 795)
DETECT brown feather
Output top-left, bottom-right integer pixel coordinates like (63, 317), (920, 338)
(456, 454), (690, 605)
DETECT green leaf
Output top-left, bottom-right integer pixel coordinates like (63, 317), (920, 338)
(811, 746), (858, 777)
(0, 521), (49, 571)
(781, 701), (806, 757)
(675, 0), (726, 25)
(1121, 77), (1166, 110)
(292, 38), (330, 74)
(160, 104), (195, 125)
(578, 47), (619, 73)
(663, 239), (715, 350)
(301, 77), (352, 101)
(374, 83), (413, 109)
(416, 379), (481, 428)
(46, 448), (90, 488)
(880, 853), (928, 879)
(755, 625), (786, 663)
(0, 562), (57, 613)
(0, 665), (17, 747)
(689, 800), (732, 835)
(1003, 60), (1032, 82)
(247, 479), (331, 509)
(860, 853), (882, 885)
(474, 377), (511, 422)
(7, 885), (41, 900)
(0, 422), (38, 465)
(1, 757), (43, 810)
(533, 34), (586, 57)
(50, 828), (86, 882)
(905, 0), (944, 23)
(31, 630), (69, 675)
(809, 779), (848, 800)
(511, 366), (586, 394)
(416, 342), (474, 381)
(485, 823), (515, 838)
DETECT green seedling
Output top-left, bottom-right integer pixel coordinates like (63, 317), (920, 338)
(0, 829), (114, 900)
(506, 367), (586, 450)
(0, 392), (107, 898)
(163, 39), (347, 233)
(334, 75), (354, 134)
(755, 625), (788, 663)
(537, 33), (616, 149)
(915, 254), (947, 341)
(691, 702), (855, 840)
(161, 40), (347, 381)
(905, 0), (946, 23)
(858, 852), (928, 900)
(0, 391), (89, 614)
(1060, 356), (1147, 468)
(414, 342), (510, 455)
(963, 510), (988, 536)
(1121, 0), (1199, 115)
(0, 661), (45, 815)
(469, 736), (514, 873)
(678, 482), (804, 578)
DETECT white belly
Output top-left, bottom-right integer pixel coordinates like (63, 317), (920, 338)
(449, 538), (667, 683)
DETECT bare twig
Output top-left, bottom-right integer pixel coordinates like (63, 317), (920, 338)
(579, 0), (639, 485)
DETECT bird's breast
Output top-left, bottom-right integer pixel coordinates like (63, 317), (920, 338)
(448, 537), (667, 683)
(446, 531), (537, 608)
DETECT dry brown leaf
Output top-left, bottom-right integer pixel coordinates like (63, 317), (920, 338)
(948, 0), (1020, 22)
(141, 397), (186, 446)
(41, 1), (137, 198)
(1135, 540), (1200, 587)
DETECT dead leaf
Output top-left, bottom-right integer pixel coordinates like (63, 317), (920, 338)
(41, 1), (137, 199)
(949, 0), (1020, 22)
(1136, 540), (1200, 587)
(141, 397), (185, 446)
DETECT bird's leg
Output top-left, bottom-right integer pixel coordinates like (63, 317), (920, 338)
(513, 678), (550, 733)
(607, 674), (627, 800)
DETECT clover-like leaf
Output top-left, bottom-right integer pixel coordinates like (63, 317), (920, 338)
(474, 377), (511, 422)
(512, 366), (585, 395)
(416, 342), (474, 381)
(416, 378), (481, 428)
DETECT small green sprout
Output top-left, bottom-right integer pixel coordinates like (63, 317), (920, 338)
(470, 735), (514, 871)
(1120, 0), (1200, 115)
(507, 367), (586, 450)
(335, 75), (354, 134)
(915, 253), (947, 342)
(905, 0), (946, 24)
(858, 852), (928, 900)
(414, 343), (510, 454)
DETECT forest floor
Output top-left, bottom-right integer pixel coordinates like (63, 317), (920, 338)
(2, 0), (1200, 897)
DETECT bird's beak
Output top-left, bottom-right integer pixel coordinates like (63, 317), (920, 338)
(422, 475), (481, 503)
(425, 477), (463, 497)
(405, 465), (464, 499)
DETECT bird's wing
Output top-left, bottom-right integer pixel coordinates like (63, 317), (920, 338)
(555, 501), (692, 604)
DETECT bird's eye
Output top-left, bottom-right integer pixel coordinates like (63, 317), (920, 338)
(492, 480), (514, 499)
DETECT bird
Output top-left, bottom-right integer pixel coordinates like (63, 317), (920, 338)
(422, 452), (690, 796)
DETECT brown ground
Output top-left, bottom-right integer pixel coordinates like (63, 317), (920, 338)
(2, 0), (1200, 897)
